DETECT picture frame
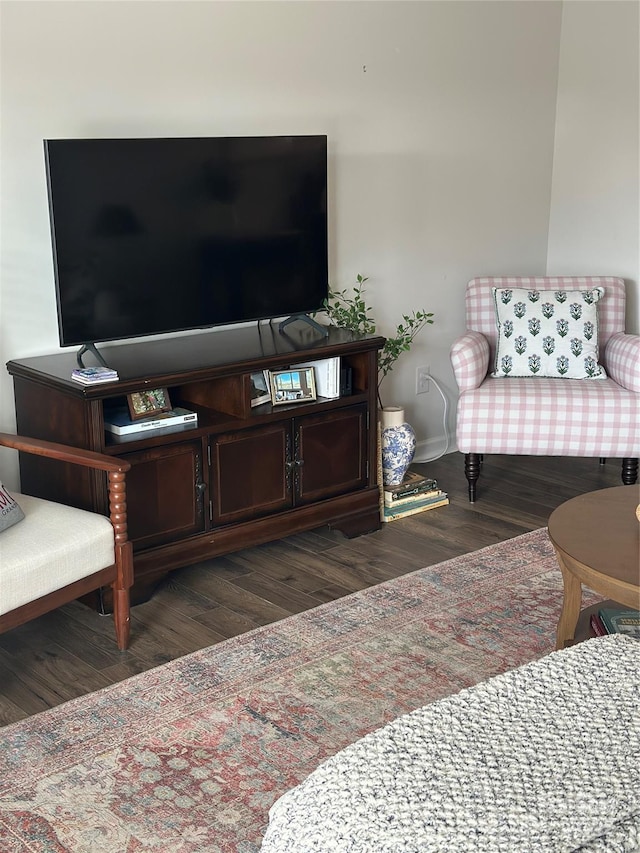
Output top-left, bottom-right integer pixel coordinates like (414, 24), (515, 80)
(269, 367), (317, 406)
(250, 370), (271, 408)
(127, 388), (172, 420)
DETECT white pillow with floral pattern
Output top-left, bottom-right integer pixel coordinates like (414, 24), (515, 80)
(492, 287), (607, 379)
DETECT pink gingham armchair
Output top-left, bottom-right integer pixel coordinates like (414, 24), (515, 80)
(450, 276), (639, 501)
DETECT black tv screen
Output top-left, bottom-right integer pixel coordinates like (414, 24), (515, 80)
(44, 135), (329, 347)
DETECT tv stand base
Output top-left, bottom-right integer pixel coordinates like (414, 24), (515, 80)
(279, 313), (329, 338)
(76, 343), (110, 369)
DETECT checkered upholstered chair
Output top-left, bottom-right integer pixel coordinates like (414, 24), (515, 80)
(0, 432), (133, 649)
(450, 276), (640, 501)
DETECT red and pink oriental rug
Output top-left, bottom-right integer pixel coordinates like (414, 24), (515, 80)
(0, 528), (600, 852)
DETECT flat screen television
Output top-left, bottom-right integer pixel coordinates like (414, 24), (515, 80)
(43, 135), (329, 348)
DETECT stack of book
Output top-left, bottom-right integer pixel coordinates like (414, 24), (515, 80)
(590, 606), (640, 639)
(104, 407), (198, 436)
(382, 470), (449, 522)
(71, 366), (119, 384)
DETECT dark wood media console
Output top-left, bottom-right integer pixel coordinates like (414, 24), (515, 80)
(7, 324), (385, 609)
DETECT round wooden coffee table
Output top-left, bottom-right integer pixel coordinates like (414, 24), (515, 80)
(548, 485), (640, 649)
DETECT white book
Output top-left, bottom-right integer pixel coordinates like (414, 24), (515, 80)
(104, 407), (198, 436)
(290, 357), (340, 399)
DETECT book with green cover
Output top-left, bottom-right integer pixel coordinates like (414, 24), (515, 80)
(384, 488), (444, 508)
(598, 607), (640, 639)
(383, 471), (438, 502)
(382, 492), (449, 522)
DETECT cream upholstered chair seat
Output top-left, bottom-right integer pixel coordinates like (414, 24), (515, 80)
(1, 493), (116, 614)
(0, 433), (133, 649)
(450, 276), (640, 501)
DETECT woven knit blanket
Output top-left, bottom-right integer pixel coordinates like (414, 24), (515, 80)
(261, 635), (640, 853)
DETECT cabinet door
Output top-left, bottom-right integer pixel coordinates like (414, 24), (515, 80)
(210, 423), (292, 525)
(120, 440), (206, 550)
(295, 404), (368, 504)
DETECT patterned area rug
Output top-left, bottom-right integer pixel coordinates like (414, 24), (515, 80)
(0, 528), (601, 853)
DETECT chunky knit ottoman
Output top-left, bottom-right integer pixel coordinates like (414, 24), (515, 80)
(261, 636), (640, 853)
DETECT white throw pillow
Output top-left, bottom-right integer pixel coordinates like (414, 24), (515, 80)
(492, 287), (607, 379)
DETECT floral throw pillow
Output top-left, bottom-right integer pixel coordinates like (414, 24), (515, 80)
(0, 480), (25, 533)
(492, 287), (607, 379)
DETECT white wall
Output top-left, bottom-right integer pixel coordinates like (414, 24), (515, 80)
(548, 0), (639, 332)
(5, 0), (628, 489)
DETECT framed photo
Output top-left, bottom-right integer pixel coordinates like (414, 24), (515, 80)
(269, 367), (317, 406)
(127, 388), (172, 420)
(250, 370), (271, 408)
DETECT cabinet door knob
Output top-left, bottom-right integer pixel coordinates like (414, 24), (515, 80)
(195, 482), (207, 495)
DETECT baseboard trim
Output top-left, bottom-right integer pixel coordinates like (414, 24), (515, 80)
(413, 432), (458, 464)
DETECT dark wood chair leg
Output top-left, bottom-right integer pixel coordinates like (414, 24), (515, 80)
(465, 453), (482, 502)
(109, 470), (133, 651)
(621, 458), (638, 485)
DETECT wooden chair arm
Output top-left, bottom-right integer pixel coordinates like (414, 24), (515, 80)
(0, 432), (130, 475)
(0, 431), (134, 650)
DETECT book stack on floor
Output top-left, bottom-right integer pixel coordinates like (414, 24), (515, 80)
(590, 606), (640, 639)
(382, 470), (449, 522)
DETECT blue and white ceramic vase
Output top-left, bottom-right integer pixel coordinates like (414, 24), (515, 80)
(381, 406), (416, 486)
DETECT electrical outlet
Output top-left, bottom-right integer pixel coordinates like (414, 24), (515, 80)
(416, 365), (430, 394)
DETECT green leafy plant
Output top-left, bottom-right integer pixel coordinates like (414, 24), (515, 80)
(320, 274), (434, 403)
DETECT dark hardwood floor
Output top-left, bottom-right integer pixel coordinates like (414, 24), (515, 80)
(0, 452), (631, 727)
